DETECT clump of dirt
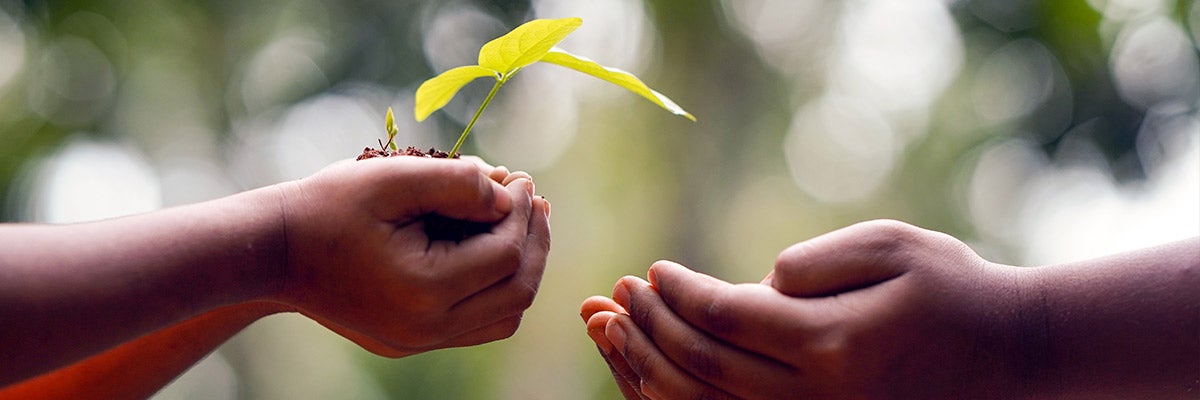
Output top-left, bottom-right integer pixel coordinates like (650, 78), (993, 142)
(356, 145), (457, 160)
(355, 146), (491, 242)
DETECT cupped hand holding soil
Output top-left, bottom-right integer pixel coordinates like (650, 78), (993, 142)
(273, 156), (551, 357)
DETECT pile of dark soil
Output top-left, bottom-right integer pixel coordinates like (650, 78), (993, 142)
(357, 146), (457, 160)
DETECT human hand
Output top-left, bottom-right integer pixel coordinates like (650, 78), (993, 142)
(583, 220), (1033, 399)
(276, 156), (551, 357)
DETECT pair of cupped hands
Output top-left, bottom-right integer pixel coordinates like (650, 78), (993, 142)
(289, 156), (1193, 400)
(579, 219), (1024, 400)
(291, 157), (1023, 398)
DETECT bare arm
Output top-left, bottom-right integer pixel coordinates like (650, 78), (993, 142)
(0, 186), (286, 387)
(0, 301), (284, 399)
(1024, 237), (1200, 398)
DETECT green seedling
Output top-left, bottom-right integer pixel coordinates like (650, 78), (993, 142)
(414, 17), (695, 157)
(381, 107), (399, 151)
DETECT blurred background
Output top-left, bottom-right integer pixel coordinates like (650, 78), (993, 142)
(1, 0), (1197, 398)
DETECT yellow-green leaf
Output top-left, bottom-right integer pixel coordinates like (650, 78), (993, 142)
(478, 17), (582, 76)
(540, 49), (696, 121)
(414, 65), (499, 121)
(385, 107), (397, 136)
(385, 107), (398, 150)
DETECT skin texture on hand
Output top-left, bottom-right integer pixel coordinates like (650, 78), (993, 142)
(582, 220), (1199, 400)
(275, 156), (551, 357)
(0, 156), (551, 395)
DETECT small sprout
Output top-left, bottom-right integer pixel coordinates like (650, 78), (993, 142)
(415, 17), (695, 157)
(383, 107), (399, 151)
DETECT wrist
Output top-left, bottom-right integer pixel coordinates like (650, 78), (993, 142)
(236, 183), (292, 304)
(194, 183), (292, 306)
(1016, 242), (1200, 398)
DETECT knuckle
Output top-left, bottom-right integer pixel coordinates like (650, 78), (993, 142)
(774, 240), (815, 277)
(682, 338), (723, 380)
(445, 160), (481, 180)
(854, 219), (926, 258)
(803, 328), (861, 387)
(510, 281), (538, 311)
(855, 219), (975, 266)
(857, 219), (921, 242)
(628, 304), (656, 338)
(495, 240), (524, 268)
(702, 287), (739, 337)
(622, 342), (654, 376)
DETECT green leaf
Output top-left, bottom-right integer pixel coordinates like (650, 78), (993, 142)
(385, 107), (398, 150)
(540, 48), (696, 121)
(414, 65), (500, 121)
(478, 17), (582, 76)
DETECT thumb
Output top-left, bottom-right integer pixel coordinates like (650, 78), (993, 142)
(771, 220), (920, 297)
(373, 157), (512, 223)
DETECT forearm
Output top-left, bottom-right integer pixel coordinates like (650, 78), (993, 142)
(1025, 237), (1199, 398)
(0, 185), (286, 386)
(0, 301), (285, 399)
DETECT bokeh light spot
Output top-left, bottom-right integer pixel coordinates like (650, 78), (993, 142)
(971, 39), (1061, 124)
(0, 9), (26, 92)
(784, 94), (896, 203)
(1110, 17), (1200, 110)
(21, 137), (160, 223)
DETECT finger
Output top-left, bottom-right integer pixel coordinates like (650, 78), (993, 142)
(502, 170), (532, 186)
(606, 314), (738, 400)
(319, 311), (529, 358)
(442, 184), (548, 331)
(458, 155), (492, 170)
(609, 359), (650, 400)
(421, 314), (525, 350)
(617, 277), (798, 399)
(772, 219), (920, 297)
(489, 165), (510, 183)
(581, 296), (627, 323)
(586, 311), (649, 400)
(459, 155), (494, 175)
(313, 312), (523, 357)
(536, 195), (550, 218)
(368, 157), (512, 223)
(400, 178), (534, 304)
(646, 261), (833, 362)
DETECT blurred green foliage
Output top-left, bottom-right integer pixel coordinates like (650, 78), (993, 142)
(0, 0), (1195, 398)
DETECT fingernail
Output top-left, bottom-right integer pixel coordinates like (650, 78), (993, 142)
(611, 281), (631, 309)
(606, 318), (628, 352)
(588, 326), (614, 355)
(647, 260), (679, 287)
(540, 196), (551, 218)
(516, 178), (534, 197)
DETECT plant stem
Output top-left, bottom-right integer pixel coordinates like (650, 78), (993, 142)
(449, 78), (505, 157)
